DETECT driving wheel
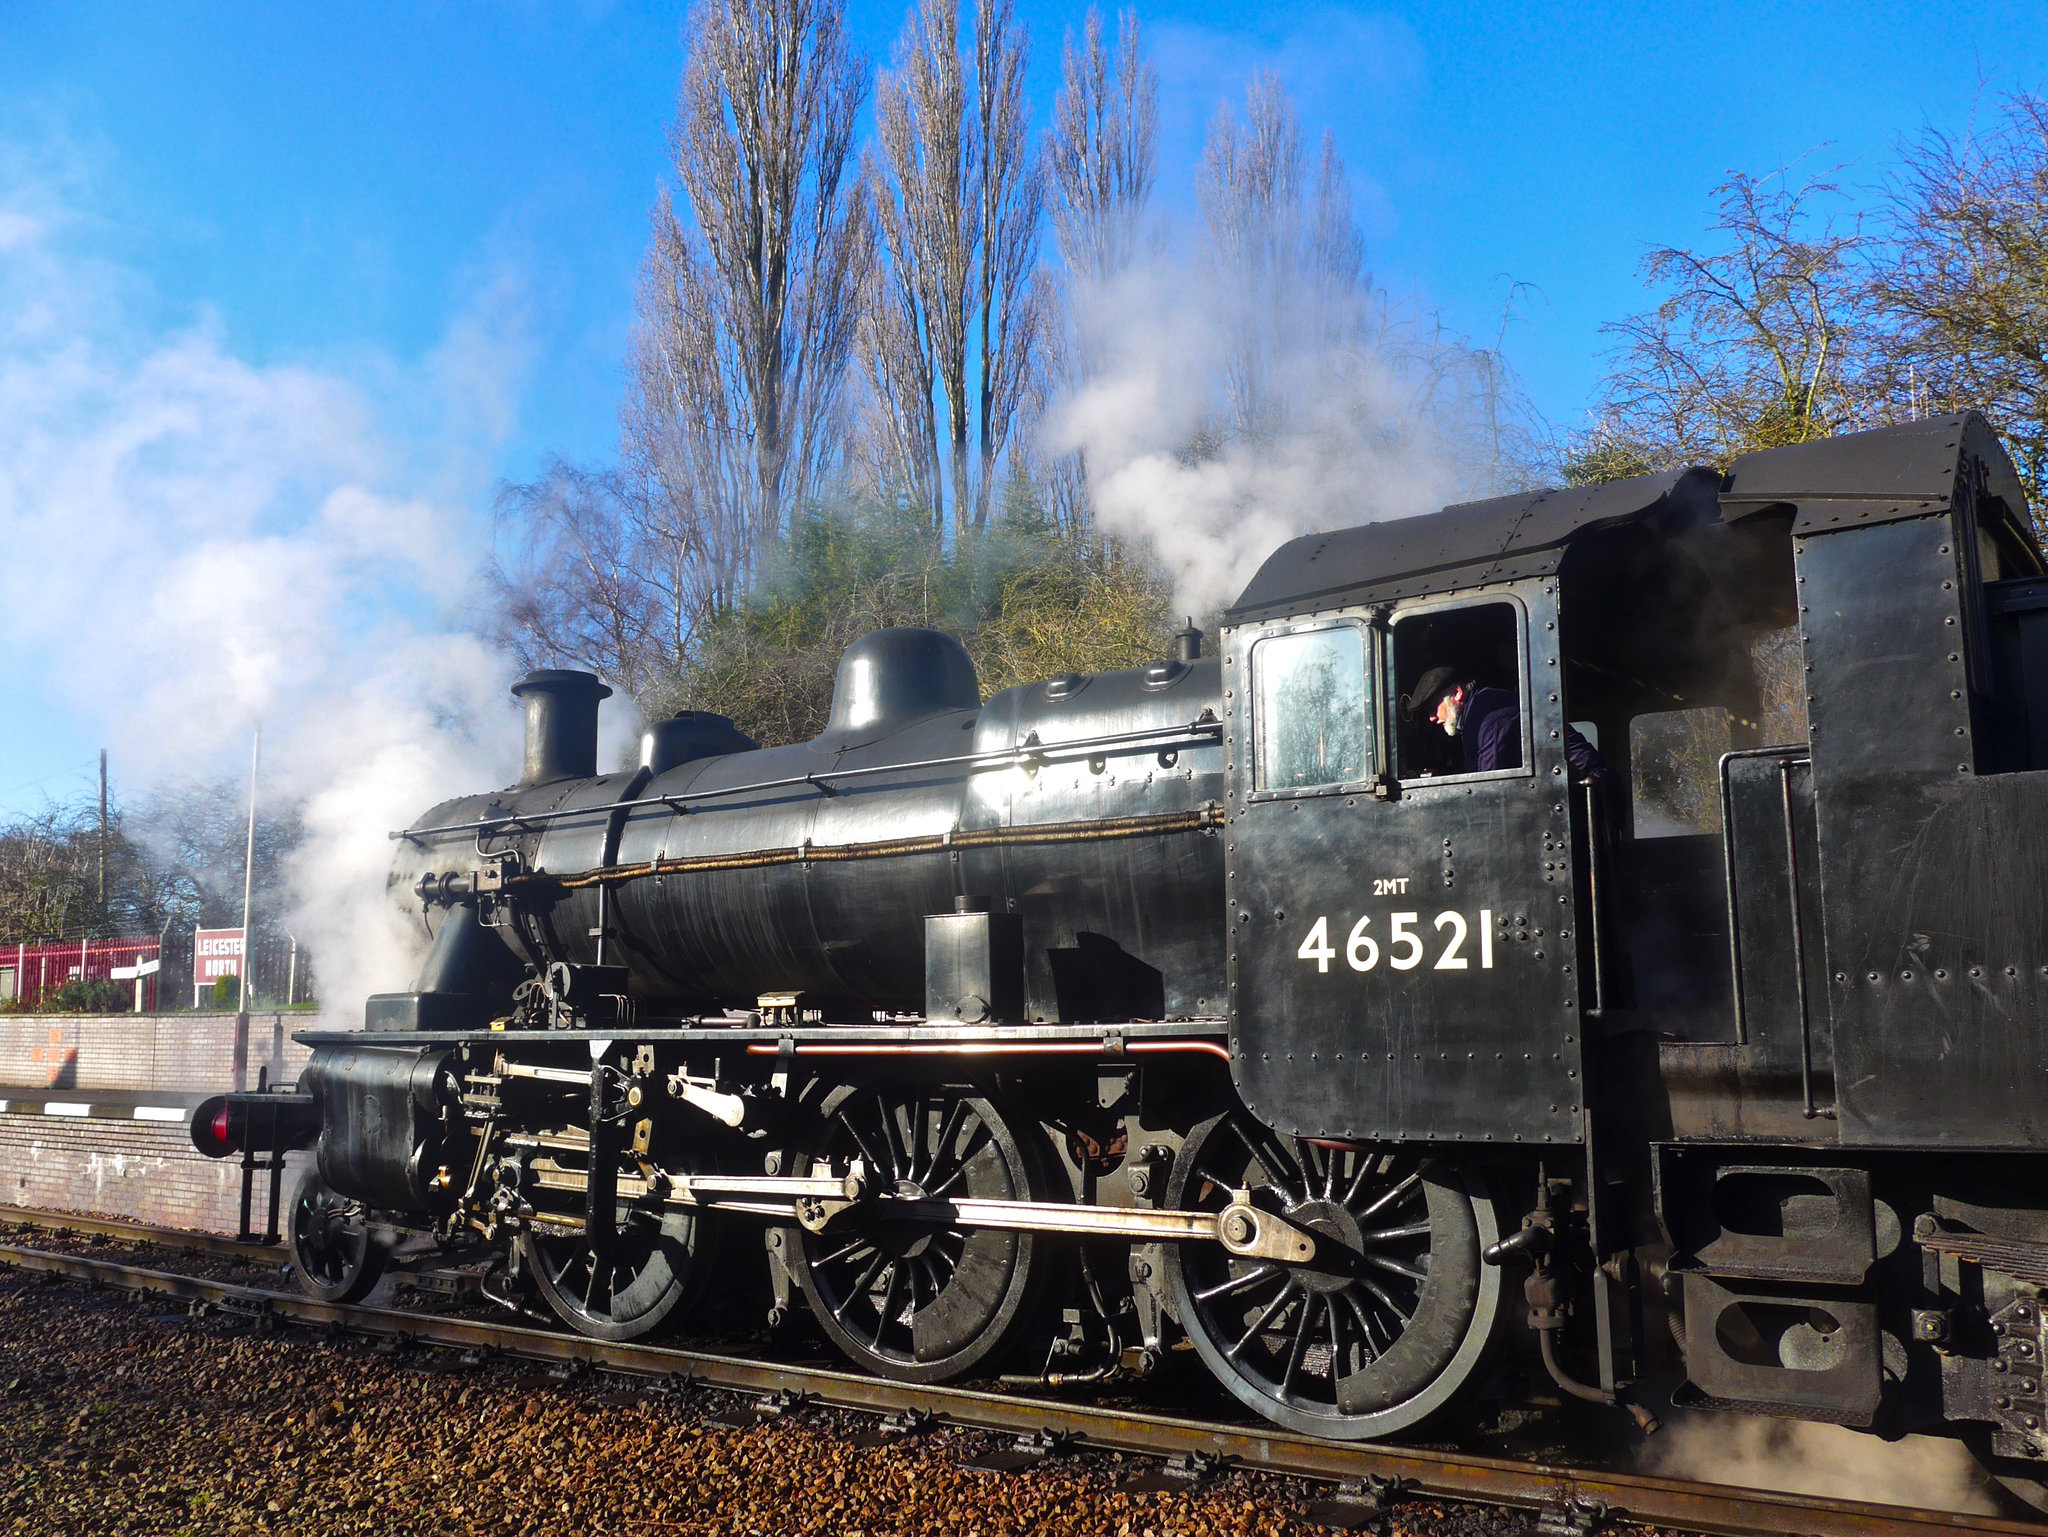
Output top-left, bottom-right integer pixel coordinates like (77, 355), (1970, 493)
(785, 1082), (1056, 1383)
(514, 1142), (721, 1342)
(1165, 1112), (1505, 1439)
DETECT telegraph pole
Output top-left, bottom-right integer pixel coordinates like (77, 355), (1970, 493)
(238, 726), (260, 1005)
(96, 750), (107, 917)
(232, 725), (260, 1089)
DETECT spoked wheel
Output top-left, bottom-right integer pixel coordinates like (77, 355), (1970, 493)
(786, 1083), (1055, 1383)
(1165, 1112), (1505, 1439)
(514, 1151), (720, 1342)
(288, 1170), (388, 1304)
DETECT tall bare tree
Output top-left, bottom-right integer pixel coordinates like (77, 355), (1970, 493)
(1045, 9), (1155, 288)
(1197, 72), (1366, 441)
(1591, 169), (1875, 469)
(864, 0), (1043, 537)
(1029, 8), (1156, 533)
(627, 0), (870, 618)
(1871, 93), (2048, 506)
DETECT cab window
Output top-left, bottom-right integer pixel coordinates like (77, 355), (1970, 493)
(1253, 625), (1371, 790)
(1391, 601), (1525, 779)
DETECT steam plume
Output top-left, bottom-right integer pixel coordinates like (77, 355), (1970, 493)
(0, 135), (531, 1019)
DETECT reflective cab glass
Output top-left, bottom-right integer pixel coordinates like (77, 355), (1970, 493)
(1255, 627), (1370, 789)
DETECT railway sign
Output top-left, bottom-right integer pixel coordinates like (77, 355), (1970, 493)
(110, 954), (159, 1014)
(193, 927), (243, 1007)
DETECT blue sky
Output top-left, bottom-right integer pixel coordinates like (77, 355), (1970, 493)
(1, 0), (2044, 820)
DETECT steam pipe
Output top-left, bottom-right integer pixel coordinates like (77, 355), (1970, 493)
(391, 714), (1223, 841)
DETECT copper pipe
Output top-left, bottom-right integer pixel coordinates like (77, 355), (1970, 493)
(743, 1039), (1232, 1062)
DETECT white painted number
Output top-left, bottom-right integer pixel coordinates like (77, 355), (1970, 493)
(1295, 908), (1499, 975)
(1387, 912), (1423, 970)
(1298, 915), (1335, 973)
(1433, 911), (1469, 969)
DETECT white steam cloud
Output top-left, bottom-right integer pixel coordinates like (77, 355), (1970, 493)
(0, 135), (530, 1020)
(1048, 266), (1446, 615)
(1643, 1411), (2003, 1517)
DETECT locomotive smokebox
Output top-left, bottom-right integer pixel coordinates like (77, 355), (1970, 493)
(511, 669), (613, 785)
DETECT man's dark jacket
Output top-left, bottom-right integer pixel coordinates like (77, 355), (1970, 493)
(1461, 687), (1522, 773)
(1461, 686), (1611, 786)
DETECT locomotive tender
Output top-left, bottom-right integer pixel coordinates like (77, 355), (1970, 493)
(199, 414), (2048, 1493)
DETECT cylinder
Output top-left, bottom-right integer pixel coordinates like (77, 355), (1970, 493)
(510, 670), (612, 785)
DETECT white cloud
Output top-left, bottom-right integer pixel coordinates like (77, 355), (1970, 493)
(0, 136), (532, 1019)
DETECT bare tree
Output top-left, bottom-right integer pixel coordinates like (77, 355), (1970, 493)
(626, 0), (870, 615)
(972, 0), (1043, 531)
(1593, 168), (1875, 468)
(864, 0), (1043, 536)
(489, 462), (699, 705)
(1871, 93), (2048, 507)
(1032, 7), (1156, 533)
(1046, 9), (1155, 289)
(1196, 73), (1372, 441)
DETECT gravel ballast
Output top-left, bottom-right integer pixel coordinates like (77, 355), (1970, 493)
(0, 1270), (1586, 1537)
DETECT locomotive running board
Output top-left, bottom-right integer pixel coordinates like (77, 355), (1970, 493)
(511, 1151), (1317, 1264)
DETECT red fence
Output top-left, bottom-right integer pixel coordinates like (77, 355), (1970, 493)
(0, 938), (162, 1012)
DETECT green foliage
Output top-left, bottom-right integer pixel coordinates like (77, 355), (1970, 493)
(666, 492), (1177, 746)
(40, 977), (130, 1015)
(1559, 434), (1658, 487)
(211, 974), (240, 1010)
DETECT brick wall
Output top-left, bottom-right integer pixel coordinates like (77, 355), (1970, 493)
(0, 1012), (335, 1236)
(0, 1114), (310, 1236)
(0, 1012), (319, 1095)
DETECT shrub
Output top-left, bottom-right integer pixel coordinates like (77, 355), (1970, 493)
(673, 497), (1178, 746)
(40, 977), (132, 1015)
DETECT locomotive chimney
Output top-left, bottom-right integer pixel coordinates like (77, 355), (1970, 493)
(510, 670), (613, 785)
(1172, 619), (1203, 664)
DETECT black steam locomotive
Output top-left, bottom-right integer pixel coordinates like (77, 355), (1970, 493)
(198, 413), (2048, 1497)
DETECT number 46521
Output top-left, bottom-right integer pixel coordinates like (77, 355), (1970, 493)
(1296, 911), (1494, 973)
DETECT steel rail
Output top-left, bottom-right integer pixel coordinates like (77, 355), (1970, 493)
(0, 1204), (287, 1264)
(0, 1237), (2031, 1537)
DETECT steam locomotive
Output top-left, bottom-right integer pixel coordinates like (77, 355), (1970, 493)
(198, 413), (2048, 1501)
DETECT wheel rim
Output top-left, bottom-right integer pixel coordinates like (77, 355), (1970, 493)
(289, 1175), (379, 1301)
(518, 1208), (709, 1341)
(790, 1085), (1051, 1382)
(1166, 1113), (1502, 1439)
(514, 1139), (718, 1342)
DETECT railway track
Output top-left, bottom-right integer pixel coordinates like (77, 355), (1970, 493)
(0, 1210), (2030, 1537)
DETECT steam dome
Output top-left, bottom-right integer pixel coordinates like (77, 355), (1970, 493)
(815, 628), (979, 749)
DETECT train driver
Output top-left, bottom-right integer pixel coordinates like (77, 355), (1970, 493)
(1405, 666), (1614, 790)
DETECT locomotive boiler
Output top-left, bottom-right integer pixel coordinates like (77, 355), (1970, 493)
(199, 413), (2048, 1503)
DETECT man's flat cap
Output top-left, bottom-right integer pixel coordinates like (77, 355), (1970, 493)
(1403, 666), (1462, 722)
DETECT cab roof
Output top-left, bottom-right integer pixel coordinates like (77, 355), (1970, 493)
(1224, 413), (2038, 623)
